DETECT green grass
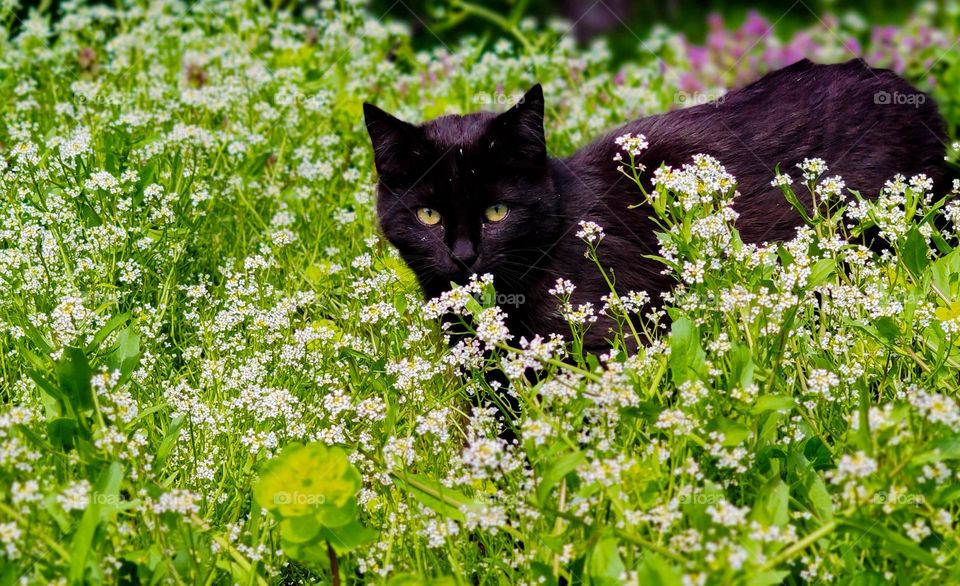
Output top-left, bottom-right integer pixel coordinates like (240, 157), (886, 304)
(2, 1), (960, 584)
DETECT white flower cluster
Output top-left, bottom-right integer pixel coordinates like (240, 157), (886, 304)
(651, 154), (737, 210)
(613, 132), (650, 158)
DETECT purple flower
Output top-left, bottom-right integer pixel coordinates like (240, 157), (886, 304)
(741, 11), (770, 38)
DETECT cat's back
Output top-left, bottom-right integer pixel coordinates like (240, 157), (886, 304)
(568, 58), (949, 242)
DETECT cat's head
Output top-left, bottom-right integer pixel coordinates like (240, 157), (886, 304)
(364, 85), (562, 298)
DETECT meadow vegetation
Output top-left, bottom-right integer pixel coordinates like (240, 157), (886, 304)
(2, 1), (960, 583)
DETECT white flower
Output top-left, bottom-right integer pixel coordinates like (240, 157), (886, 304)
(576, 220), (605, 244)
(815, 175), (846, 201)
(770, 172), (793, 187)
(798, 157), (828, 181)
(614, 132), (649, 157)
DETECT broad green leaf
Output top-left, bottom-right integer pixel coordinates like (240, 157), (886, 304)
(874, 316), (900, 342)
(901, 225), (930, 277)
(746, 571), (791, 586)
(635, 553), (682, 586)
(110, 326), (141, 382)
(537, 450), (585, 508)
(57, 347), (94, 412)
(70, 462), (124, 583)
(752, 478), (789, 527)
(585, 537), (625, 586)
(806, 257), (835, 288)
(47, 417), (79, 451)
(669, 317), (705, 385)
(280, 515), (321, 544)
(319, 519), (378, 554)
(729, 342), (755, 390)
(711, 417), (751, 446)
(751, 395), (795, 414)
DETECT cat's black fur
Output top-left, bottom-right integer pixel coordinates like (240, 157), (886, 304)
(365, 59), (949, 351)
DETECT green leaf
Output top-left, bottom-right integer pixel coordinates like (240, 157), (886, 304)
(752, 478), (789, 527)
(28, 369), (71, 417)
(154, 416), (185, 469)
(751, 395), (795, 415)
(901, 225), (930, 277)
(84, 312), (131, 354)
(840, 518), (939, 567)
(803, 437), (835, 470)
(585, 537), (625, 586)
(280, 515), (321, 544)
(47, 417), (79, 451)
(669, 317), (705, 385)
(874, 316), (901, 343)
(746, 571), (791, 586)
(70, 462), (124, 583)
(806, 472), (834, 521)
(635, 553), (682, 586)
(109, 326), (141, 382)
(912, 435), (960, 465)
(316, 498), (357, 529)
(57, 347), (94, 412)
(711, 417), (751, 446)
(537, 450), (585, 508)
(729, 342), (755, 390)
(806, 257), (835, 288)
(319, 519), (378, 554)
(788, 452), (834, 520)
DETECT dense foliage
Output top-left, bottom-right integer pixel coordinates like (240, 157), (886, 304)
(2, 1), (960, 584)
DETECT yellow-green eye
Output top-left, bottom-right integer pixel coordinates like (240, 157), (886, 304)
(484, 203), (509, 222)
(416, 207), (441, 225)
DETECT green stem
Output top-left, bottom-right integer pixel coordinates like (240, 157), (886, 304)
(451, 0), (535, 53)
(327, 541), (341, 586)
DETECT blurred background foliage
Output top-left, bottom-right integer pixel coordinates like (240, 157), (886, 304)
(368, 0), (937, 60)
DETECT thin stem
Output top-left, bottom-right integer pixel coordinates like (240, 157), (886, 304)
(450, 0), (535, 53)
(327, 541), (341, 586)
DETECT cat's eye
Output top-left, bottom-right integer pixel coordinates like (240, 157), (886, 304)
(416, 207), (441, 225)
(484, 203), (509, 222)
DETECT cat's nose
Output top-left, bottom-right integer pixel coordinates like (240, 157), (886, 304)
(451, 239), (478, 267)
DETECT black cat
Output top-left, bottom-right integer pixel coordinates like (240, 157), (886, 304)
(364, 59), (949, 351)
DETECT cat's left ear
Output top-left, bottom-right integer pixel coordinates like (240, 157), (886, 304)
(363, 103), (425, 179)
(488, 84), (546, 168)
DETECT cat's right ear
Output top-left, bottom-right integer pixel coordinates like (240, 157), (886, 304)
(363, 103), (423, 179)
(488, 84), (547, 169)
